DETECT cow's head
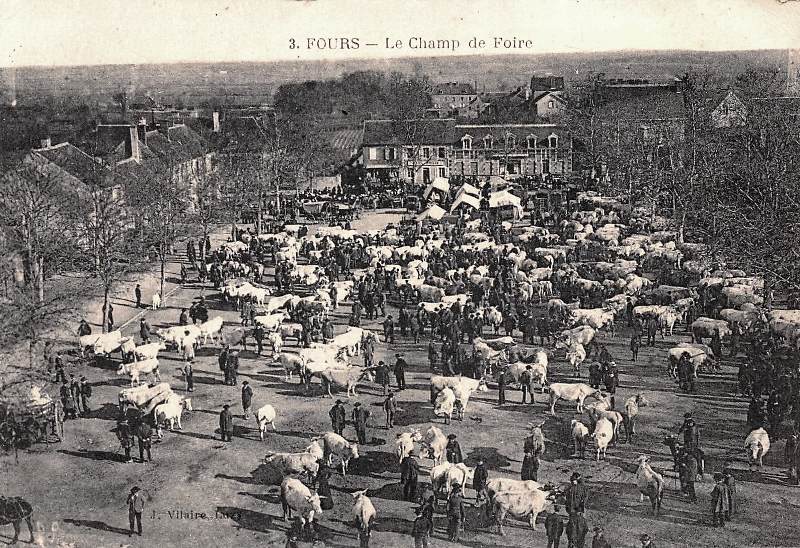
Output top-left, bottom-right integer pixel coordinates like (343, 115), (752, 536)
(747, 439), (764, 464)
(348, 444), (360, 460)
(181, 398), (193, 411)
(116, 363), (129, 375)
(476, 378), (489, 392)
(350, 489), (368, 501)
(410, 428), (422, 442)
(634, 454), (650, 467)
(306, 494), (323, 515)
(635, 393), (649, 407)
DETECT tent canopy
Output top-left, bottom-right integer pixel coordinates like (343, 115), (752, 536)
(488, 190), (522, 209)
(457, 182), (481, 197)
(416, 204), (447, 221)
(450, 193), (481, 212)
(422, 177), (450, 200)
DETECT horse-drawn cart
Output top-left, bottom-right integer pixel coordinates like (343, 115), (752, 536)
(0, 387), (63, 450)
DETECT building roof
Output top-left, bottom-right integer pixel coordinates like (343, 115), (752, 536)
(530, 75), (565, 92)
(362, 119), (457, 146)
(432, 82), (476, 95)
(30, 142), (108, 184)
(326, 127), (364, 151)
(597, 84), (686, 120)
(454, 124), (566, 148)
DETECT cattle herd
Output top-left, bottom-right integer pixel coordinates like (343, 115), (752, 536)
(66, 188), (800, 546)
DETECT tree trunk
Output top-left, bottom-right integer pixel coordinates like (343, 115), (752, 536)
(256, 189), (263, 235)
(160, 239), (167, 307)
(102, 286), (110, 334)
(36, 256), (44, 304)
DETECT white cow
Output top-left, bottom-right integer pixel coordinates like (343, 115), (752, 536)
(430, 375), (489, 407)
(430, 462), (474, 497)
(571, 419), (590, 459)
(117, 358), (160, 385)
(548, 383), (603, 415)
(493, 488), (552, 535)
(151, 293), (161, 310)
(315, 432), (360, 476)
(264, 452), (320, 478)
(434, 387), (457, 423)
(395, 430), (422, 461)
(351, 490), (376, 540)
(745, 427), (771, 467)
(154, 396), (192, 437)
(254, 404), (277, 441)
(132, 341), (166, 361)
(634, 455), (665, 516)
(280, 478), (323, 526)
(592, 417), (614, 461)
(422, 425), (448, 465)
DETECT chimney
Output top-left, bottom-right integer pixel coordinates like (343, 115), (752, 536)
(39, 137), (51, 149)
(125, 126), (141, 162)
(136, 119), (148, 146)
(212, 111), (220, 132)
(525, 85), (532, 101)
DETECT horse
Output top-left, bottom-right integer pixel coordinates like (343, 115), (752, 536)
(634, 455), (664, 516)
(0, 496), (34, 544)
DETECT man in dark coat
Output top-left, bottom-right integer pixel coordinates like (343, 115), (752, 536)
(411, 507), (432, 548)
(127, 486), (145, 536)
(394, 354), (407, 390)
(565, 473), (588, 516)
(136, 421), (153, 462)
(520, 365), (534, 404)
(352, 402), (369, 445)
(79, 376), (92, 415)
(241, 381), (253, 420)
(446, 484), (465, 542)
(680, 450), (698, 502)
(383, 391), (397, 428)
(711, 472), (731, 526)
(522, 449), (539, 481)
(473, 457), (489, 504)
(678, 412), (702, 472)
(383, 315), (395, 343)
(134, 284), (142, 309)
(329, 400), (346, 435)
(591, 526), (611, 548)
(219, 404), (234, 442)
(60, 380), (77, 419)
(545, 505), (565, 548)
(446, 434), (463, 463)
(566, 512), (588, 548)
(116, 416), (134, 462)
(139, 318), (151, 344)
(400, 450), (420, 502)
(498, 368), (507, 405)
(376, 361), (390, 396)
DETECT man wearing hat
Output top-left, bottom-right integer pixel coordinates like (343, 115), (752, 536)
(127, 486), (145, 536)
(139, 317), (151, 344)
(394, 353), (407, 390)
(545, 505), (565, 548)
(566, 511), (588, 548)
(565, 473), (589, 516)
(400, 449), (420, 502)
(329, 399), (346, 435)
(383, 391), (397, 429)
(592, 526), (611, 548)
(678, 412), (703, 475)
(639, 533), (653, 547)
(446, 434), (463, 464)
(383, 314), (395, 344)
(446, 484), (465, 542)
(473, 457), (489, 504)
(79, 376), (92, 416)
(352, 402), (370, 445)
(115, 416), (134, 463)
(59, 380), (76, 420)
(241, 381), (253, 420)
(219, 404), (234, 442)
(710, 472), (731, 527)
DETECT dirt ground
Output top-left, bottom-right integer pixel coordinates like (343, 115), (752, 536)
(4, 209), (800, 548)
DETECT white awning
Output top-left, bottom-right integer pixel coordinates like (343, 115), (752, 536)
(450, 193), (481, 212)
(416, 204), (447, 221)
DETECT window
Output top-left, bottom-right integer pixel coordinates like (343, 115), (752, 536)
(407, 168), (414, 179)
(438, 147), (446, 159)
(548, 135), (558, 148)
(438, 167), (446, 177)
(527, 135), (536, 148)
(423, 147), (431, 159)
(422, 168), (431, 183)
(548, 100), (554, 109)
(471, 162), (478, 175)
(484, 134), (494, 149)
(506, 133), (516, 148)
(462, 136), (472, 150)
(368, 147), (377, 160)
(384, 147), (395, 161)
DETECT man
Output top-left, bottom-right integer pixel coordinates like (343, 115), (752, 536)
(383, 315), (395, 344)
(603, 362), (619, 409)
(70, 375), (82, 415)
(522, 449), (539, 481)
(473, 457), (488, 504)
(127, 487), (145, 536)
(140, 318), (151, 344)
(60, 380), (77, 419)
(394, 354), (407, 391)
(383, 391), (397, 429)
(219, 346), (230, 384)
(646, 316), (658, 347)
(520, 365), (534, 404)
(219, 404), (234, 442)
(79, 377), (92, 416)
(228, 350), (240, 386)
(639, 534), (654, 548)
(566, 512), (588, 548)
(410, 313), (420, 344)
(711, 472), (731, 527)
(376, 361), (390, 396)
(374, 290), (386, 317)
(630, 332), (640, 362)
(411, 507), (432, 548)
(136, 421), (153, 462)
(446, 484), (465, 542)
(400, 449), (420, 502)
(116, 416), (134, 462)
(363, 334), (375, 368)
(134, 284), (142, 309)
(565, 473), (588, 516)
(253, 323), (265, 355)
(588, 361), (602, 390)
(678, 412), (702, 473)
(681, 449), (698, 502)
(54, 351), (67, 383)
(446, 434), (463, 464)
(546, 505), (565, 548)
(497, 367), (507, 406)
(329, 400), (346, 435)
(241, 381), (253, 420)
(179, 308), (189, 326)
(182, 330), (196, 363)
(106, 304), (115, 332)
(352, 402), (370, 445)
(183, 360), (194, 392)
(591, 526), (611, 548)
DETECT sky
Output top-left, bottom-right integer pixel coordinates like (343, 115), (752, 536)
(1, 0), (799, 68)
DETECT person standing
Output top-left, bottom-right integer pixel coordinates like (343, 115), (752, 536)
(411, 507), (432, 548)
(116, 417), (134, 462)
(127, 487), (145, 536)
(646, 316), (658, 347)
(183, 360), (194, 393)
(630, 332), (640, 363)
(136, 421), (153, 462)
(711, 472), (731, 527)
(79, 377), (92, 416)
(60, 380), (77, 420)
(182, 330), (196, 363)
(228, 350), (240, 386)
(363, 334), (375, 368)
(376, 361), (390, 396)
(446, 434), (463, 464)
(140, 318), (151, 344)
(473, 457), (488, 504)
(591, 526), (611, 548)
(241, 381), (253, 420)
(498, 367), (507, 405)
(329, 400), (346, 435)
(565, 473), (588, 516)
(219, 404), (234, 442)
(54, 351), (67, 383)
(315, 459), (334, 511)
(446, 484), (465, 542)
(383, 391), (397, 429)
(179, 308), (189, 326)
(566, 512), (588, 548)
(394, 354), (407, 391)
(545, 505), (565, 548)
(219, 346), (230, 384)
(383, 315), (395, 344)
(134, 284), (142, 309)
(678, 412), (702, 472)
(520, 365), (533, 404)
(682, 450), (698, 502)
(70, 375), (82, 415)
(352, 402), (370, 445)
(400, 450), (420, 502)
(723, 464), (736, 518)
(106, 303), (115, 332)
(522, 449), (539, 481)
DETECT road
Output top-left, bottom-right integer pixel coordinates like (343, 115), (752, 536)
(4, 209), (800, 548)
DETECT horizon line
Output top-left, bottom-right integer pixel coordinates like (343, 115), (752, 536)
(0, 46), (790, 72)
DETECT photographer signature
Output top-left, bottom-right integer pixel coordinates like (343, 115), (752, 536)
(777, 0), (799, 3)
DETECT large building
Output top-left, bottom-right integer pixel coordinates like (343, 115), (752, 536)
(361, 119), (572, 184)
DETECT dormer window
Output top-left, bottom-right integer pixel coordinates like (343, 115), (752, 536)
(462, 135), (472, 150)
(526, 134), (536, 148)
(506, 133), (516, 148)
(548, 134), (558, 148)
(484, 134), (494, 149)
